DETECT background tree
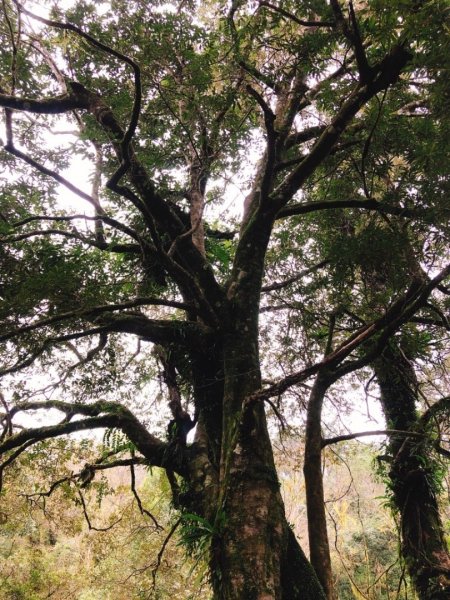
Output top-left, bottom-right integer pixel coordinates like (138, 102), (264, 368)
(0, 1), (448, 599)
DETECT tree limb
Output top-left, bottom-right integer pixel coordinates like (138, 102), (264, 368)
(12, 0), (141, 190)
(130, 461), (162, 529)
(0, 299), (197, 343)
(248, 263), (450, 403)
(258, 1), (335, 28)
(1, 227), (140, 253)
(0, 326), (111, 377)
(78, 489), (122, 531)
(261, 260), (329, 292)
(329, 0), (371, 82)
(277, 198), (436, 220)
(420, 396), (450, 428)
(0, 400), (169, 472)
(322, 429), (426, 447)
(0, 90), (87, 113)
(12, 213), (143, 245)
(273, 44), (412, 205)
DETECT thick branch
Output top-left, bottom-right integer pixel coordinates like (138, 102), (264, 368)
(332, 263), (450, 380)
(285, 125), (326, 149)
(248, 264), (450, 403)
(0, 91), (86, 113)
(0, 414), (119, 454)
(95, 314), (213, 347)
(273, 45), (412, 205)
(1, 400), (168, 469)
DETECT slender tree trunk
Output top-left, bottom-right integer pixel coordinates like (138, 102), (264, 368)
(374, 345), (450, 599)
(303, 375), (337, 600)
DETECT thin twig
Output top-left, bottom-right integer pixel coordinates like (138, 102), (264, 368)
(78, 489), (122, 532)
(130, 462), (162, 530)
(151, 519), (181, 589)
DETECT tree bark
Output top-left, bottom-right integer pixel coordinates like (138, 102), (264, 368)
(208, 387), (326, 600)
(374, 344), (450, 599)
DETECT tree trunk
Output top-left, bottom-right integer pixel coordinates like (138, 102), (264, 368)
(374, 345), (450, 599)
(303, 375), (337, 600)
(208, 399), (326, 599)
(184, 324), (326, 599)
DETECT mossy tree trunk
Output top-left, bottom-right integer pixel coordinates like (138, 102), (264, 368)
(374, 344), (450, 599)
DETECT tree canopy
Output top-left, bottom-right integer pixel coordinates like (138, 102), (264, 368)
(0, 1), (449, 599)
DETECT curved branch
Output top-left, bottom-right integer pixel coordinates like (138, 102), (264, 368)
(130, 461), (162, 529)
(0, 392), (12, 441)
(322, 429), (426, 447)
(0, 414), (119, 454)
(0, 438), (36, 491)
(1, 227), (140, 253)
(23, 457), (149, 501)
(248, 264), (450, 403)
(1, 313), (210, 378)
(420, 396), (450, 428)
(2, 142), (103, 211)
(23, 474), (73, 499)
(1, 400), (168, 471)
(78, 489), (122, 531)
(13, 214), (143, 245)
(151, 518), (181, 589)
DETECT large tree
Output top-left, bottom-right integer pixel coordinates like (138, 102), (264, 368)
(0, 1), (448, 599)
